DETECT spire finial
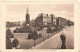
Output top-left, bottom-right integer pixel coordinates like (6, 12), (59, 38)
(26, 4), (29, 13)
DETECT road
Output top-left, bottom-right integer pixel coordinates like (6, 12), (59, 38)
(31, 26), (74, 49)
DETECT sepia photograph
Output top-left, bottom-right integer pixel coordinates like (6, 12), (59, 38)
(5, 2), (74, 49)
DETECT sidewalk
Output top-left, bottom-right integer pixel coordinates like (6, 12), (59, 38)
(31, 26), (74, 49)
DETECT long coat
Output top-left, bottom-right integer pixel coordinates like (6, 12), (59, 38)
(60, 35), (66, 49)
(6, 28), (14, 49)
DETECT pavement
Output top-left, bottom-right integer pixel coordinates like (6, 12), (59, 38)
(31, 26), (74, 49)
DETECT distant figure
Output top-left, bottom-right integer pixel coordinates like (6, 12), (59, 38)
(12, 38), (19, 49)
(60, 35), (66, 49)
(69, 25), (70, 28)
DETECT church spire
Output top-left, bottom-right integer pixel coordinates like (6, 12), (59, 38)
(26, 4), (29, 13)
(25, 4), (30, 25)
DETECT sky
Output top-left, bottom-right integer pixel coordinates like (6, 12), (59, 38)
(5, 3), (74, 22)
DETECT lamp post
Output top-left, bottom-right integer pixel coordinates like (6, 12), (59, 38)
(34, 39), (35, 46)
(33, 36), (36, 46)
(48, 33), (49, 38)
(43, 35), (44, 41)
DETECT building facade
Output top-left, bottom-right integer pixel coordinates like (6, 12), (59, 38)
(43, 14), (56, 27)
(56, 17), (67, 27)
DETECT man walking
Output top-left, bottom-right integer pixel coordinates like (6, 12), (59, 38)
(12, 38), (19, 49)
(60, 35), (66, 49)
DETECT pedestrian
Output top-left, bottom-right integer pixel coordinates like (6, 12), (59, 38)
(6, 37), (12, 49)
(12, 38), (19, 49)
(60, 35), (66, 49)
(6, 28), (14, 49)
(6, 28), (14, 38)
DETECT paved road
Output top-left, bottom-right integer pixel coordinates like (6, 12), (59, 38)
(32, 26), (74, 49)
